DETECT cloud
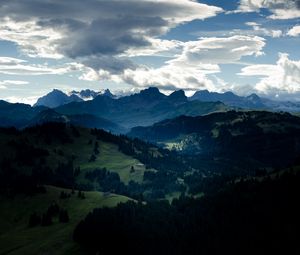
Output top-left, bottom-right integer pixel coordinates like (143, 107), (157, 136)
(245, 22), (282, 38)
(238, 53), (300, 97)
(0, 56), (83, 75)
(0, 0), (222, 74)
(0, 18), (63, 59)
(170, 35), (265, 65)
(0, 57), (27, 65)
(287, 25), (300, 36)
(235, 0), (300, 19)
(0, 80), (29, 85)
(3, 96), (40, 105)
(84, 35), (265, 92)
(0, 79), (29, 89)
(121, 63), (219, 92)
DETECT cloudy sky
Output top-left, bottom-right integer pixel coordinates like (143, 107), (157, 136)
(0, 0), (300, 104)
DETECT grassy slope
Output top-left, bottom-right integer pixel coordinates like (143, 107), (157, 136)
(53, 128), (149, 184)
(0, 186), (130, 255)
(0, 127), (148, 254)
(0, 127), (150, 185)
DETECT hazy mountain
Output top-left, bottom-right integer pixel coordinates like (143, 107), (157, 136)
(0, 100), (125, 133)
(129, 110), (300, 168)
(190, 90), (300, 112)
(34, 89), (83, 108)
(190, 90), (266, 109)
(56, 87), (228, 128)
(27, 109), (126, 133)
(69, 89), (116, 100)
(0, 100), (47, 128)
(70, 89), (100, 100)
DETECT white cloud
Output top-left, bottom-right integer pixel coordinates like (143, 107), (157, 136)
(287, 25), (300, 36)
(0, 18), (63, 59)
(81, 35), (265, 92)
(235, 0), (300, 19)
(121, 63), (219, 92)
(0, 56), (83, 75)
(0, 57), (27, 65)
(4, 96), (40, 106)
(171, 35), (266, 65)
(245, 22), (283, 38)
(0, 80), (29, 85)
(0, 0), (222, 75)
(124, 38), (184, 57)
(0, 80), (29, 89)
(239, 53), (300, 96)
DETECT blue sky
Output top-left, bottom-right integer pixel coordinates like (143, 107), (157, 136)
(0, 0), (300, 104)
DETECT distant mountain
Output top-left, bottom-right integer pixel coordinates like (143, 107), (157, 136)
(26, 108), (68, 126)
(190, 90), (266, 109)
(56, 87), (228, 128)
(70, 89), (100, 100)
(34, 89), (83, 108)
(27, 109), (126, 133)
(0, 100), (46, 128)
(0, 100), (125, 133)
(69, 89), (116, 100)
(190, 90), (300, 112)
(129, 110), (300, 168)
(68, 114), (126, 133)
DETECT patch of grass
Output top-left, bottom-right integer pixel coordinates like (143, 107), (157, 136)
(0, 185), (130, 255)
(42, 128), (149, 184)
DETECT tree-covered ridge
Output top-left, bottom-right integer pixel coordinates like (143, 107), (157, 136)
(0, 123), (191, 200)
(130, 110), (300, 169)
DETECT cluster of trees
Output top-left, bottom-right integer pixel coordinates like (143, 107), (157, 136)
(84, 168), (185, 201)
(0, 158), (46, 196)
(184, 171), (234, 195)
(89, 141), (100, 162)
(29, 202), (69, 227)
(25, 123), (74, 145)
(74, 170), (300, 255)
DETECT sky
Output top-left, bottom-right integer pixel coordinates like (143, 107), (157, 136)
(0, 0), (300, 105)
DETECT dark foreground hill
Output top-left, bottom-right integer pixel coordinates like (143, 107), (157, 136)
(74, 167), (300, 255)
(1, 122), (299, 254)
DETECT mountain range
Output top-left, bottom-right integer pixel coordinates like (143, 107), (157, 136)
(190, 90), (300, 112)
(55, 87), (227, 128)
(34, 88), (115, 108)
(0, 87), (227, 131)
(34, 88), (300, 113)
(2, 87), (300, 133)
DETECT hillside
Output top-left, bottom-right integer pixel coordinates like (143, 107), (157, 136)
(0, 124), (149, 188)
(129, 110), (300, 169)
(0, 100), (47, 128)
(0, 123), (193, 201)
(0, 185), (129, 255)
(28, 109), (127, 134)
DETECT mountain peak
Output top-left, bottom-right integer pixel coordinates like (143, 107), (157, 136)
(247, 93), (260, 100)
(169, 90), (187, 102)
(140, 87), (160, 95)
(35, 89), (82, 108)
(138, 87), (165, 101)
(103, 89), (115, 98)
